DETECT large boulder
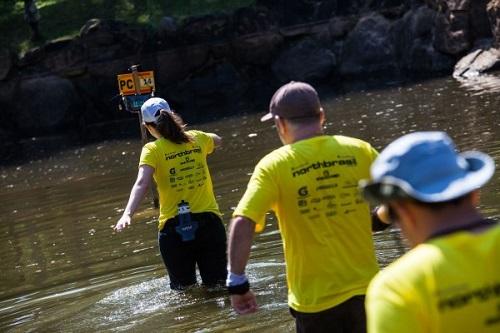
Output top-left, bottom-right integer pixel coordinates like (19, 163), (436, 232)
(180, 63), (245, 114)
(392, 6), (455, 73)
(40, 38), (87, 76)
(79, 18), (146, 61)
(488, 0), (500, 47)
(0, 49), (13, 80)
(255, 0), (315, 26)
(328, 16), (358, 39)
(272, 38), (336, 82)
(433, 10), (471, 55)
(11, 76), (82, 134)
(232, 6), (278, 35)
(471, 0), (492, 40)
(340, 13), (397, 76)
(428, 0), (491, 54)
(155, 44), (211, 84)
(179, 14), (232, 44)
(158, 16), (178, 40)
(233, 32), (284, 65)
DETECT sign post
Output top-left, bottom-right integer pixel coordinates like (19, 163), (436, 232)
(117, 65), (159, 207)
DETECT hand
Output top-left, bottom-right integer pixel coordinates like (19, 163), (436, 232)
(376, 205), (392, 224)
(114, 214), (131, 232)
(230, 290), (258, 315)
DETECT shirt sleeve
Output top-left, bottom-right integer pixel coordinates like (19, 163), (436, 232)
(233, 156), (278, 233)
(139, 143), (157, 170)
(192, 130), (215, 155)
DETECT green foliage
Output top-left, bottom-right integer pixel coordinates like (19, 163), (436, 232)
(0, 0), (255, 54)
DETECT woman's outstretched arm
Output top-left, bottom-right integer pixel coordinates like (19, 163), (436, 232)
(114, 165), (155, 232)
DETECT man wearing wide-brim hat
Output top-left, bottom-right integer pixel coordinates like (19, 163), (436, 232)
(360, 131), (499, 333)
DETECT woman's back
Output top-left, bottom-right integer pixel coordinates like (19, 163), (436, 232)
(140, 130), (221, 231)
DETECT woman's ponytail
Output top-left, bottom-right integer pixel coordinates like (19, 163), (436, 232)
(147, 110), (191, 144)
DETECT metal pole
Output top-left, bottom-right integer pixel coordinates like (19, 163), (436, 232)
(130, 65), (149, 146)
(131, 64), (159, 208)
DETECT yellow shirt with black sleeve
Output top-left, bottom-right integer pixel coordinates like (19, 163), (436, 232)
(233, 135), (380, 313)
(139, 130), (221, 231)
(366, 224), (500, 333)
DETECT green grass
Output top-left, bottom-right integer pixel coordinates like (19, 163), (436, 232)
(0, 0), (255, 54)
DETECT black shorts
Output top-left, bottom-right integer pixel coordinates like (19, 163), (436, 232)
(158, 212), (227, 290)
(290, 295), (366, 333)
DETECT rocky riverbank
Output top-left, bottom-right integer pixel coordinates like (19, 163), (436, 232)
(0, 0), (499, 148)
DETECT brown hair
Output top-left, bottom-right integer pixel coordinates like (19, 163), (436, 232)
(146, 110), (192, 144)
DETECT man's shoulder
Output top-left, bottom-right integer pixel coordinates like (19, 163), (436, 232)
(371, 244), (439, 289)
(257, 146), (289, 168)
(331, 135), (372, 148)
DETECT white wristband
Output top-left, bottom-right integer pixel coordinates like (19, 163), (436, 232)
(226, 272), (248, 287)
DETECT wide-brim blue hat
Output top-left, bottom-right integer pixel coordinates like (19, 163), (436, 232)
(360, 131), (495, 203)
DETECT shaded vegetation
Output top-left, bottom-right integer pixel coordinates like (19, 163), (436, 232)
(0, 0), (255, 54)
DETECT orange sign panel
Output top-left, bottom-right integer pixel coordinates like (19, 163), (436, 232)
(117, 71), (155, 95)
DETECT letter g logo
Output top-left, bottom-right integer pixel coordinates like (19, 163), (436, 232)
(298, 186), (308, 197)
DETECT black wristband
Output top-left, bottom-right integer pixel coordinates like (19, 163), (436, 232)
(227, 281), (250, 295)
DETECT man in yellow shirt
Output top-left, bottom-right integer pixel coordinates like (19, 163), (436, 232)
(361, 131), (499, 332)
(227, 81), (382, 332)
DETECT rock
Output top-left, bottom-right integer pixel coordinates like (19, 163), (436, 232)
(471, 0), (492, 40)
(232, 7), (277, 35)
(158, 16), (178, 39)
(180, 14), (231, 44)
(272, 38), (336, 82)
(79, 18), (146, 60)
(340, 13), (397, 76)
(18, 46), (44, 69)
(453, 47), (500, 77)
(80, 18), (116, 45)
(488, 0), (500, 47)
(428, 0), (491, 54)
(155, 44), (210, 84)
(433, 10), (471, 55)
(41, 37), (87, 76)
(11, 76), (82, 134)
(256, 0), (315, 26)
(0, 49), (13, 80)
(182, 63), (245, 113)
(233, 32), (283, 65)
(328, 16), (358, 39)
(392, 5), (455, 72)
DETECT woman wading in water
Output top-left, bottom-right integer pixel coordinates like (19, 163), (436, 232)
(114, 97), (227, 290)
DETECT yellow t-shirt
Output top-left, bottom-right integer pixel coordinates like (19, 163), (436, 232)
(139, 130), (220, 230)
(234, 135), (380, 313)
(366, 224), (500, 333)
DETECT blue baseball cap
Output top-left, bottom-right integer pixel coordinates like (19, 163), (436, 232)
(360, 131), (495, 203)
(141, 97), (171, 123)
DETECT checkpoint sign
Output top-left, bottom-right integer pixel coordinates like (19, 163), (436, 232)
(117, 71), (155, 95)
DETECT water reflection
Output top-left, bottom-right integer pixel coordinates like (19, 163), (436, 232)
(1, 75), (499, 332)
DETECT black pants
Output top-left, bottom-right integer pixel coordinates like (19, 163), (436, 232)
(290, 295), (366, 333)
(158, 212), (227, 290)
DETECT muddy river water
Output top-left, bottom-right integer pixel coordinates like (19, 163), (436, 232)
(1, 75), (499, 332)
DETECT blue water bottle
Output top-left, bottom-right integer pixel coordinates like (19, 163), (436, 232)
(175, 200), (198, 241)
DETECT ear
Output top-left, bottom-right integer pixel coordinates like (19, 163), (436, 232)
(319, 109), (326, 126)
(392, 201), (417, 229)
(470, 190), (480, 207)
(275, 116), (287, 135)
(392, 201), (421, 247)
